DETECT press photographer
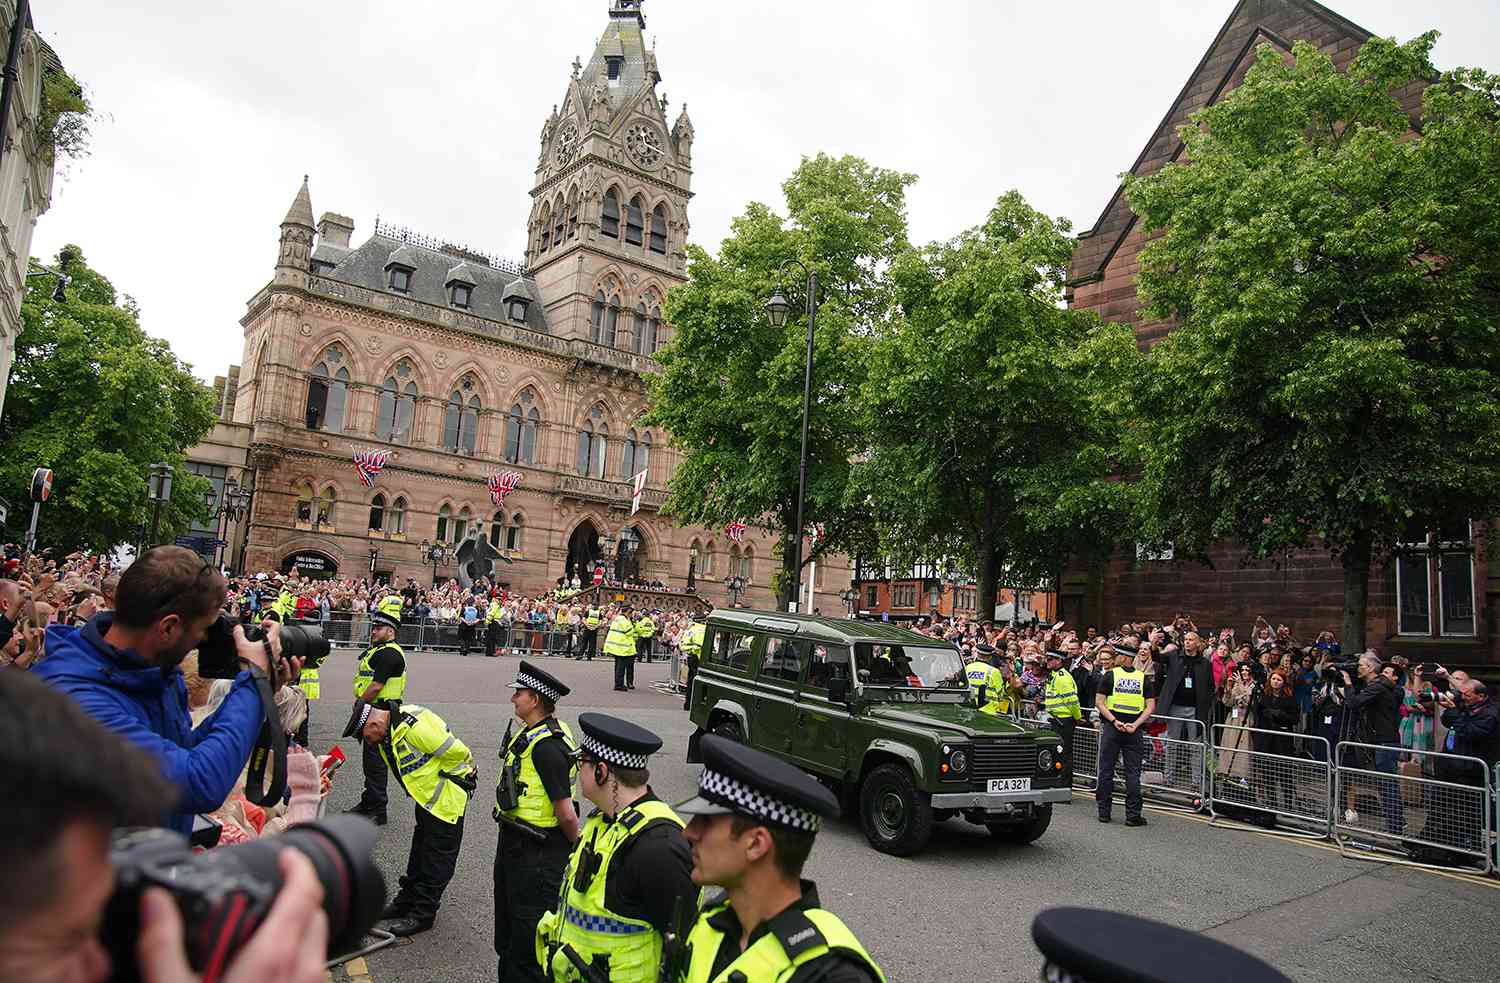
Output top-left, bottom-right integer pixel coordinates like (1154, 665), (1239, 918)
(1338, 652), (1405, 835)
(34, 546), (302, 835)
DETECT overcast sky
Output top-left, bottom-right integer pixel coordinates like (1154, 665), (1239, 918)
(30, 0), (1500, 383)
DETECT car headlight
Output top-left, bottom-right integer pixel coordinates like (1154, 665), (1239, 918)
(940, 744), (969, 778)
(1038, 748), (1055, 772)
(950, 749), (969, 774)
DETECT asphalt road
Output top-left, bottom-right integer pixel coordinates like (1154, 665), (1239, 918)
(311, 646), (1500, 983)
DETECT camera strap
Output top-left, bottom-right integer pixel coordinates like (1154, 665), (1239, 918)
(241, 664), (288, 807)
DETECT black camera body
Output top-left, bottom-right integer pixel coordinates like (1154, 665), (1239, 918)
(1322, 660), (1360, 683)
(197, 613), (332, 679)
(101, 815), (385, 983)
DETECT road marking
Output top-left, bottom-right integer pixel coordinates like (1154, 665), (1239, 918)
(1071, 790), (1499, 889)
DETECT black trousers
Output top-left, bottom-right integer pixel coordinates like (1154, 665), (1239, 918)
(580, 629), (597, 659)
(1097, 720), (1144, 820)
(360, 738), (389, 811)
(635, 636), (652, 662)
(683, 655), (699, 710)
(614, 655), (633, 689)
(494, 826), (571, 983)
(390, 806), (464, 923)
(1051, 716), (1076, 784)
(459, 622), (476, 655)
(485, 621), (501, 657)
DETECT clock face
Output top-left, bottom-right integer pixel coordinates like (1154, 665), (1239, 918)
(553, 121), (579, 166)
(625, 122), (664, 169)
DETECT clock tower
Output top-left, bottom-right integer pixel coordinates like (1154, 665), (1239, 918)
(526, 0), (694, 352)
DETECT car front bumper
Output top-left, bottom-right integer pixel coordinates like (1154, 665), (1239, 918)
(930, 787), (1073, 809)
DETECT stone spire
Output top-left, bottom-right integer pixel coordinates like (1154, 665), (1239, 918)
(277, 175), (314, 276)
(282, 174), (315, 229)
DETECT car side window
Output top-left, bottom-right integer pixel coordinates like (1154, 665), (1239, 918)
(711, 629), (755, 672)
(804, 644), (852, 693)
(759, 637), (803, 685)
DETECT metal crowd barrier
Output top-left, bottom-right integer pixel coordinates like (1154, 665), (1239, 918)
(1333, 742), (1493, 874)
(298, 616), (680, 661)
(1208, 725), (1332, 839)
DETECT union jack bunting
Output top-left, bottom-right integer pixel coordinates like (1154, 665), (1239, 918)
(488, 470), (523, 507)
(809, 523), (826, 544)
(725, 521), (748, 543)
(352, 449), (389, 488)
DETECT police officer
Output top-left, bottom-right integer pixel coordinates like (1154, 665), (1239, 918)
(679, 613), (705, 710)
(578, 604), (602, 661)
(633, 609), (656, 668)
(1094, 643), (1156, 826)
(1041, 649), (1082, 781)
(346, 594), (408, 825)
(964, 643), (1006, 715)
(495, 661), (581, 983)
(537, 713), (695, 983)
(344, 698), (477, 937)
(671, 735), (886, 983)
(605, 605), (637, 692)
(486, 594), (506, 658)
(1030, 907), (1292, 983)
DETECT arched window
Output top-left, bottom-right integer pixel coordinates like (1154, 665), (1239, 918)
(305, 347), (349, 431)
(591, 423), (609, 479)
(566, 190), (580, 239)
(524, 406), (540, 464)
(703, 540), (716, 576)
(645, 306), (661, 352)
(591, 291), (607, 344)
(650, 203), (668, 255)
(504, 403), (524, 463)
(294, 481), (314, 525)
(315, 486), (336, 529)
(576, 422), (593, 476)
(437, 504), (452, 543)
(506, 513), (524, 551)
(539, 202), (552, 252)
(456, 506), (472, 543)
(638, 430), (651, 477)
(387, 496), (407, 535)
(444, 377), (481, 454)
(632, 303), (646, 354)
(606, 295), (620, 348)
(368, 493), (386, 532)
(622, 428), (638, 478)
(551, 195), (565, 248)
(729, 545), (741, 580)
(376, 360), (419, 443)
(740, 546), (755, 582)
(601, 189), (620, 239)
(489, 511), (505, 548)
(625, 195), (645, 247)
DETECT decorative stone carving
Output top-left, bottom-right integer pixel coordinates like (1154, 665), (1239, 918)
(434, 351), (449, 369)
(298, 323), (312, 337)
(364, 334), (383, 355)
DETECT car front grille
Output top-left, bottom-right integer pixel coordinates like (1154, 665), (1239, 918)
(969, 739), (1034, 779)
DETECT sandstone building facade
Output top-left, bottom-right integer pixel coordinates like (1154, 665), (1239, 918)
(1063, 0), (1496, 663)
(204, 0), (849, 608)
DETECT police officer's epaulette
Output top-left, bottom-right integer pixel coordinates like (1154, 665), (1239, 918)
(770, 907), (828, 960)
(617, 807), (647, 830)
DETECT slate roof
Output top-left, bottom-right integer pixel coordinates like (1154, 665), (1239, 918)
(583, 7), (655, 115)
(317, 233), (549, 334)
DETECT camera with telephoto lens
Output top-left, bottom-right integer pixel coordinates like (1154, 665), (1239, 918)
(1322, 660), (1360, 683)
(196, 612), (332, 679)
(100, 815), (386, 983)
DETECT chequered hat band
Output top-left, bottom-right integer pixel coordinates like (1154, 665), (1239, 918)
(581, 733), (650, 770)
(698, 767), (821, 833)
(515, 671), (563, 703)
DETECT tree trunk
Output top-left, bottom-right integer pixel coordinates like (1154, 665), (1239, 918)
(777, 529), (798, 610)
(1341, 528), (1373, 654)
(974, 523), (1000, 622)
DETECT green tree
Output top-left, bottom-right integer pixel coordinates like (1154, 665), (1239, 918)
(645, 154), (914, 605)
(858, 192), (1141, 617)
(0, 246), (218, 553)
(1125, 34), (1500, 650)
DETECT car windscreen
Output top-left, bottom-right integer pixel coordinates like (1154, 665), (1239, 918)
(854, 643), (967, 689)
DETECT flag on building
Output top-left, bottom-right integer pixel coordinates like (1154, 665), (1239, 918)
(630, 469), (649, 516)
(489, 470), (523, 507)
(725, 520), (747, 543)
(353, 450), (389, 488)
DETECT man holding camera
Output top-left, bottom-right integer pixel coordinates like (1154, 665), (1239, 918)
(0, 669), (330, 983)
(1340, 652), (1405, 835)
(345, 697), (477, 936)
(347, 594), (409, 826)
(34, 546), (297, 836)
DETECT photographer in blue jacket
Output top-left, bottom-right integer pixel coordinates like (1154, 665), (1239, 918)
(34, 546), (298, 836)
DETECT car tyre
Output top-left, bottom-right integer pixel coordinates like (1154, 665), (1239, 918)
(859, 763), (934, 856)
(711, 717), (743, 743)
(986, 803), (1053, 844)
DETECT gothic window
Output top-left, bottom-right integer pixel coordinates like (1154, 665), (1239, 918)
(601, 190), (620, 239)
(368, 494), (386, 532)
(539, 202), (552, 252)
(576, 422), (593, 476)
(377, 361), (419, 443)
(294, 481), (314, 525)
(625, 196), (645, 247)
(552, 195), (565, 248)
(505, 404), (524, 463)
(314, 486), (336, 530)
(622, 428), (638, 478)
(456, 506), (472, 543)
(591, 291), (607, 345)
(566, 190), (580, 239)
(444, 376), (481, 454)
(436, 504), (452, 543)
(490, 511), (505, 548)
(650, 203), (668, 255)
(305, 347), (349, 431)
(740, 546), (754, 582)
(524, 407), (540, 464)
(387, 496), (407, 535)
(389, 267), (413, 293)
(606, 295), (621, 348)
(506, 513), (524, 551)
(591, 423), (610, 479)
(632, 303), (647, 354)
(606, 56), (622, 81)
(645, 306), (661, 352)
(638, 430), (651, 477)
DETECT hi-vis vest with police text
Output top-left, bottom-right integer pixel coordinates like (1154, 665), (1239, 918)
(1043, 668), (1082, 720)
(379, 704), (476, 824)
(354, 641), (407, 701)
(964, 659), (1007, 715)
(604, 616), (636, 658)
(634, 615), (656, 640)
(679, 902), (887, 983)
(538, 799), (687, 983)
(679, 623), (705, 657)
(1105, 666), (1147, 717)
(584, 608), (602, 630)
(499, 717), (578, 828)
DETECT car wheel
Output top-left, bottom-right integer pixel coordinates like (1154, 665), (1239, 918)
(986, 803), (1053, 844)
(711, 717), (743, 743)
(859, 763), (934, 856)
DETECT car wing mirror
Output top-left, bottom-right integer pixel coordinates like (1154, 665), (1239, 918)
(827, 675), (850, 705)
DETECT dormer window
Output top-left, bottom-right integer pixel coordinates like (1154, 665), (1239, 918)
(508, 299), (529, 323)
(502, 277), (535, 326)
(450, 282), (473, 309)
(606, 56), (623, 81)
(389, 267), (413, 293)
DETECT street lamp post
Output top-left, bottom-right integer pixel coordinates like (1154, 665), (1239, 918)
(369, 547), (381, 581)
(725, 575), (746, 608)
(420, 539), (451, 586)
(763, 258), (821, 614)
(840, 587), (857, 618)
(146, 462), (174, 548)
(687, 547), (698, 591)
(206, 477), (252, 570)
(601, 534), (616, 584)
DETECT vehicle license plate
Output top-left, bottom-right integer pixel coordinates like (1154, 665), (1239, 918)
(987, 778), (1031, 793)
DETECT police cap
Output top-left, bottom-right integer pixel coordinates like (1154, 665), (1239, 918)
(1045, 649), (1066, 662)
(1031, 907), (1290, 983)
(577, 712), (662, 769)
(510, 659), (570, 703)
(341, 698), (400, 738)
(675, 734), (838, 833)
(371, 595), (403, 630)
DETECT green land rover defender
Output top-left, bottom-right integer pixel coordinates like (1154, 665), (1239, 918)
(686, 609), (1071, 856)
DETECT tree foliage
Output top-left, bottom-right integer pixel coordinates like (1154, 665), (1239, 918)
(37, 67), (92, 168)
(645, 154), (914, 603)
(858, 192), (1141, 616)
(1124, 34), (1500, 648)
(0, 246), (218, 553)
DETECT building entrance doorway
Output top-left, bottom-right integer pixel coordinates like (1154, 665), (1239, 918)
(565, 521), (601, 585)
